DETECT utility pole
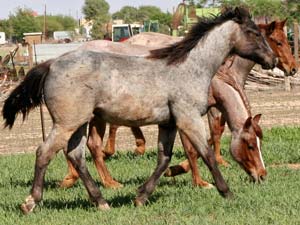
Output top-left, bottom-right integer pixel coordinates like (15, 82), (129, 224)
(43, 3), (47, 42)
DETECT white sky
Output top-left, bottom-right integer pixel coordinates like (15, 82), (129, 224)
(0, 0), (184, 19)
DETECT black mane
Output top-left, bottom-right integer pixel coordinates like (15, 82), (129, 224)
(147, 7), (251, 65)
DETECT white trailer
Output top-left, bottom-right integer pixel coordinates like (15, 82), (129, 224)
(0, 32), (6, 44)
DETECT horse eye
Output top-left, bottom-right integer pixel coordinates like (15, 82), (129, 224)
(248, 145), (254, 150)
(277, 42), (282, 46)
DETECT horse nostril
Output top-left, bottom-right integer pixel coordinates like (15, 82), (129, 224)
(291, 68), (297, 75)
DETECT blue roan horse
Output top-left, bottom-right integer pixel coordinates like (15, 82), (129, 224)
(3, 7), (276, 214)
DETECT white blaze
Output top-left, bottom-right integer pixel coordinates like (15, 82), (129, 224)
(256, 136), (265, 169)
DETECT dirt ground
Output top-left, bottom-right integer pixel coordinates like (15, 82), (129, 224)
(1, 83), (300, 155)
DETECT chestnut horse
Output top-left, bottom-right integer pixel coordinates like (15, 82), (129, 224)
(60, 19), (294, 189)
(166, 19), (297, 182)
(3, 8), (276, 214)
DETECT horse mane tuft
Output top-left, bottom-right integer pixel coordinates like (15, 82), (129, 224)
(147, 7), (251, 65)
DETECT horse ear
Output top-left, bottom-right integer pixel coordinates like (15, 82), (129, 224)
(279, 18), (288, 29)
(233, 7), (250, 23)
(252, 114), (262, 124)
(267, 21), (276, 35)
(243, 116), (252, 130)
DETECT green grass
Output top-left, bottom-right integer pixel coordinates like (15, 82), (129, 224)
(0, 126), (300, 225)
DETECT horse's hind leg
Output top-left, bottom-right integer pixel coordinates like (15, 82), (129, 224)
(66, 123), (109, 210)
(131, 127), (146, 155)
(135, 124), (177, 206)
(87, 117), (122, 189)
(207, 109), (228, 166)
(21, 125), (73, 214)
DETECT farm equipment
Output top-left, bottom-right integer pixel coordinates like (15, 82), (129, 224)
(172, 0), (219, 36)
(112, 20), (160, 42)
(112, 24), (142, 42)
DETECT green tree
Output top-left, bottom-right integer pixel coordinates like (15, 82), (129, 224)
(82, 0), (110, 39)
(112, 6), (138, 23)
(9, 7), (40, 42)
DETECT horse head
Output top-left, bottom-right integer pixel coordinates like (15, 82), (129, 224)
(230, 114), (266, 183)
(230, 7), (277, 70)
(258, 19), (297, 76)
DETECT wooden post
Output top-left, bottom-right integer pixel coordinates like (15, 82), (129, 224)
(27, 43), (33, 68)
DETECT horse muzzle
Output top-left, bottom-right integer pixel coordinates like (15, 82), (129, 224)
(261, 57), (278, 70)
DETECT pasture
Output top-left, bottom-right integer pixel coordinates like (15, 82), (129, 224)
(0, 126), (300, 225)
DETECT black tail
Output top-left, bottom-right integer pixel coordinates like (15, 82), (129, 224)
(2, 59), (54, 128)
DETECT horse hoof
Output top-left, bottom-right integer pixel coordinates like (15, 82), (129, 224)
(104, 180), (123, 189)
(134, 199), (144, 207)
(134, 146), (145, 155)
(222, 190), (234, 199)
(217, 158), (229, 167)
(164, 168), (172, 177)
(20, 195), (36, 215)
(59, 179), (76, 188)
(193, 181), (215, 189)
(98, 203), (110, 211)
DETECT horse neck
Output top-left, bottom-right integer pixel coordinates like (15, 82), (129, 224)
(230, 56), (256, 87)
(180, 21), (238, 85)
(215, 79), (250, 135)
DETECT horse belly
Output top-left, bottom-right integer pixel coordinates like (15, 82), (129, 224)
(95, 98), (171, 126)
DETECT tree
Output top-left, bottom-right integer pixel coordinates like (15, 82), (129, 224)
(82, 0), (110, 39)
(112, 6), (138, 23)
(8, 7), (40, 42)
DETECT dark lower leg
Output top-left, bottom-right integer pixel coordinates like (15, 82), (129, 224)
(135, 125), (176, 206)
(201, 145), (232, 198)
(131, 127), (146, 155)
(67, 124), (108, 209)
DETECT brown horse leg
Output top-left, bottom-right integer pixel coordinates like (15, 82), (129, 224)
(88, 117), (123, 189)
(135, 124), (177, 206)
(165, 132), (213, 188)
(180, 132), (214, 188)
(131, 127), (146, 155)
(103, 124), (119, 158)
(59, 154), (80, 188)
(21, 126), (73, 214)
(208, 109), (229, 166)
(65, 123), (109, 210)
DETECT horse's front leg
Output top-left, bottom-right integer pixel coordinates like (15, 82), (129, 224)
(87, 117), (122, 189)
(175, 111), (232, 198)
(66, 123), (110, 210)
(131, 127), (146, 155)
(135, 124), (177, 206)
(207, 108), (228, 166)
